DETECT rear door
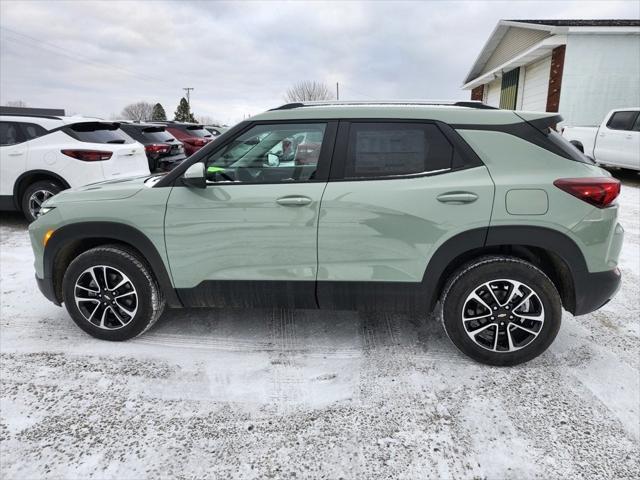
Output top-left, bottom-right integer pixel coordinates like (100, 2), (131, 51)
(596, 110), (639, 168)
(0, 121), (27, 196)
(317, 120), (494, 310)
(164, 121), (337, 308)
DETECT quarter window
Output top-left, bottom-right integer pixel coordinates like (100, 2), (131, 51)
(0, 122), (24, 146)
(205, 123), (327, 183)
(345, 123), (453, 179)
(606, 111), (638, 131)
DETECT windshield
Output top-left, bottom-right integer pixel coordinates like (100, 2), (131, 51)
(141, 127), (175, 143)
(185, 126), (212, 138)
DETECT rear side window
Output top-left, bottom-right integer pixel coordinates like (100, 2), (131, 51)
(0, 122), (24, 146)
(345, 123), (452, 179)
(66, 122), (134, 144)
(606, 111), (638, 131)
(632, 114), (640, 132)
(545, 128), (594, 164)
(20, 122), (48, 140)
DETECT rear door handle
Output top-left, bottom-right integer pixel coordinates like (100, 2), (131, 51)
(437, 192), (478, 204)
(8, 152), (24, 156)
(276, 195), (312, 206)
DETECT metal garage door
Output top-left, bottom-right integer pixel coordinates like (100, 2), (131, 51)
(521, 55), (552, 111)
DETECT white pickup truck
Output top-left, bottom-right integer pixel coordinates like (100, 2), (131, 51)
(562, 108), (639, 171)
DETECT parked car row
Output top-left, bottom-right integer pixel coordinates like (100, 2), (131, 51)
(0, 111), (223, 221)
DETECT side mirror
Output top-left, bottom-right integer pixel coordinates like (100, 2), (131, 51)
(182, 163), (206, 189)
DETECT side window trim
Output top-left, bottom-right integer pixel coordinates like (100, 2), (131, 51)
(199, 120), (338, 185)
(329, 119), (483, 182)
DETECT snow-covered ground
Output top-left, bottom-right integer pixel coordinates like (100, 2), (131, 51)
(1, 174), (639, 480)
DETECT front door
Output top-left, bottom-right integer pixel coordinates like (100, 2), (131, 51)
(0, 121), (28, 197)
(597, 110), (639, 168)
(164, 121), (336, 308)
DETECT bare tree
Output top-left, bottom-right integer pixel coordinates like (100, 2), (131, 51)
(4, 100), (28, 108)
(284, 80), (334, 102)
(120, 101), (154, 122)
(197, 115), (222, 126)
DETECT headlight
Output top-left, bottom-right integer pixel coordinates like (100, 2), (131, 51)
(39, 206), (56, 216)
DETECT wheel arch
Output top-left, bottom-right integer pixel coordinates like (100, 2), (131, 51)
(44, 222), (181, 307)
(13, 170), (71, 209)
(425, 226), (587, 315)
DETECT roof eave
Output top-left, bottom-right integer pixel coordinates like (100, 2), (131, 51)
(462, 35), (567, 90)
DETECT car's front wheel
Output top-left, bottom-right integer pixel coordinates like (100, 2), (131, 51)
(441, 256), (562, 366)
(62, 245), (165, 341)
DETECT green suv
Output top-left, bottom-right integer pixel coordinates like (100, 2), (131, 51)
(29, 101), (624, 366)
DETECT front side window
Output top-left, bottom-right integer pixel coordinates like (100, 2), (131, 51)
(0, 122), (23, 146)
(606, 111), (638, 131)
(205, 123), (326, 183)
(345, 123), (453, 179)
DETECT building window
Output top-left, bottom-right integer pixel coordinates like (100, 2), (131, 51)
(499, 69), (520, 110)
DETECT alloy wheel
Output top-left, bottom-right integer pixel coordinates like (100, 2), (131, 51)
(74, 265), (138, 330)
(28, 189), (54, 219)
(461, 279), (545, 353)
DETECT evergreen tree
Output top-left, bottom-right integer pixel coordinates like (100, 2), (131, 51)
(174, 97), (196, 122)
(151, 103), (167, 121)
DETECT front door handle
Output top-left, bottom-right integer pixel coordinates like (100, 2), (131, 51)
(8, 152), (24, 156)
(437, 192), (479, 204)
(276, 195), (312, 206)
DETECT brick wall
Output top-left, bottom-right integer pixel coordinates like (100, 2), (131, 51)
(546, 45), (566, 112)
(471, 85), (484, 101)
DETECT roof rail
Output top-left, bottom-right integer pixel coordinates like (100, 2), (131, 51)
(269, 100), (498, 111)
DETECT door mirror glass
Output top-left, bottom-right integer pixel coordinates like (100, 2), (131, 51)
(182, 163), (206, 189)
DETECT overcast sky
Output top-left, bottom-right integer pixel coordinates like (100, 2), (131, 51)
(1, 0), (638, 124)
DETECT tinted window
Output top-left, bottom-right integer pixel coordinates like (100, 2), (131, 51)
(141, 127), (176, 143)
(20, 122), (48, 140)
(205, 123), (326, 183)
(633, 114), (640, 132)
(0, 122), (24, 146)
(184, 126), (212, 138)
(607, 111), (638, 131)
(66, 122), (134, 144)
(345, 123), (452, 179)
(546, 128), (594, 164)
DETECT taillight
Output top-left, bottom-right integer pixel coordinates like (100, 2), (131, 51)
(554, 177), (621, 208)
(145, 144), (171, 154)
(61, 149), (113, 161)
(184, 138), (207, 146)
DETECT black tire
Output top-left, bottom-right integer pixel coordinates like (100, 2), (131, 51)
(21, 180), (63, 222)
(441, 256), (562, 366)
(62, 245), (165, 341)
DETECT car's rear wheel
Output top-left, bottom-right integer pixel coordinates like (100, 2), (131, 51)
(441, 256), (562, 366)
(21, 180), (63, 222)
(62, 245), (165, 341)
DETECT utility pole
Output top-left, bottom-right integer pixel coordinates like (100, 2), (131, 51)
(183, 87), (194, 107)
(336, 82), (339, 101)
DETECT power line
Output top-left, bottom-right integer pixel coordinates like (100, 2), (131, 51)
(0, 25), (169, 85)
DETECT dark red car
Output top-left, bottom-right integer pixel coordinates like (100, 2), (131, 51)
(156, 122), (213, 156)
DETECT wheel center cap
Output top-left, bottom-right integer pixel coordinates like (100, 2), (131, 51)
(103, 293), (112, 301)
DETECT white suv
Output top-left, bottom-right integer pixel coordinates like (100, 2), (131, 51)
(0, 114), (150, 221)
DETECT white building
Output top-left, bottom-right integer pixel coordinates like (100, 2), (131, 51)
(462, 20), (640, 126)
